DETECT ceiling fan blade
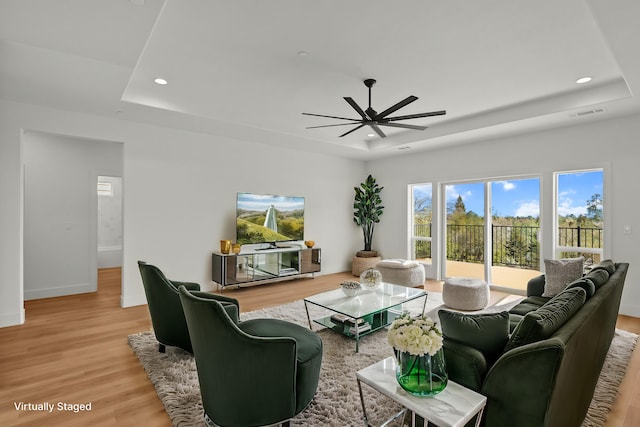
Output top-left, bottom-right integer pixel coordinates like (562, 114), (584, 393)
(378, 122), (428, 131)
(339, 124), (365, 137)
(302, 112), (360, 121)
(374, 95), (418, 120)
(344, 97), (369, 120)
(306, 122), (366, 129)
(385, 110), (447, 121)
(368, 123), (386, 138)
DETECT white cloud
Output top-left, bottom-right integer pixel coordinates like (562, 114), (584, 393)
(495, 180), (516, 191)
(557, 198), (587, 216)
(515, 201), (540, 217)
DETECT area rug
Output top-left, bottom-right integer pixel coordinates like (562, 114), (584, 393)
(128, 299), (637, 427)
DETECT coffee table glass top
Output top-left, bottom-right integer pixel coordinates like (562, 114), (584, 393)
(303, 283), (427, 352)
(303, 282), (426, 318)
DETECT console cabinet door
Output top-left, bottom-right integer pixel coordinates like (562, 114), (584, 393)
(300, 248), (321, 273)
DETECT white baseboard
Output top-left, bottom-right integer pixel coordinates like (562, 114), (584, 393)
(121, 293), (147, 308)
(619, 303), (640, 318)
(0, 308), (25, 327)
(24, 283), (96, 300)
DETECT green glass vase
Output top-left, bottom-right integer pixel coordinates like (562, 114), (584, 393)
(395, 349), (448, 397)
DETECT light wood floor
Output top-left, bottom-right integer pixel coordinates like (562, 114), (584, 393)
(0, 268), (638, 426)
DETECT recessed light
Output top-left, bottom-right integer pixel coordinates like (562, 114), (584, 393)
(367, 133), (375, 137)
(298, 51), (309, 57)
(154, 78), (168, 85)
(576, 76), (592, 84)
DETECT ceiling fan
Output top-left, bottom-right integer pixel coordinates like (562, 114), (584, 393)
(302, 78), (446, 138)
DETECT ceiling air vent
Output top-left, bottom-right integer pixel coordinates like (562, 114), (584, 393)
(573, 107), (607, 117)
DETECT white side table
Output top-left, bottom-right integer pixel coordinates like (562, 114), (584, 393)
(356, 357), (487, 427)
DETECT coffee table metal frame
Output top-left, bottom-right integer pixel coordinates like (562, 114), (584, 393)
(303, 283), (427, 352)
(356, 357), (486, 427)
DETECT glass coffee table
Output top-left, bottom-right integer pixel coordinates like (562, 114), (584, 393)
(303, 283), (427, 352)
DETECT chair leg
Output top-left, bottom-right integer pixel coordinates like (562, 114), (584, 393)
(158, 343), (166, 353)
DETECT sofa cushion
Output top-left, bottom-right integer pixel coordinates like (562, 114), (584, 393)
(566, 277), (596, 299)
(508, 313), (523, 333)
(585, 268), (609, 289)
(542, 257), (584, 297)
(589, 259), (615, 275)
(439, 310), (510, 364)
(504, 287), (586, 352)
(509, 296), (550, 316)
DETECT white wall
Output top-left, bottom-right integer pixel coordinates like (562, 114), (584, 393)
(0, 99), (364, 326)
(23, 131), (123, 299)
(367, 114), (640, 317)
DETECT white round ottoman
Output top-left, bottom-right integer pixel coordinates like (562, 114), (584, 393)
(443, 277), (489, 310)
(375, 259), (425, 288)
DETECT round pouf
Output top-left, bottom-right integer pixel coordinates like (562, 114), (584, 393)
(375, 259), (425, 288)
(442, 277), (489, 310)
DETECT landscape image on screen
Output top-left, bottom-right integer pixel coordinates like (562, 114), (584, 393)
(236, 193), (305, 244)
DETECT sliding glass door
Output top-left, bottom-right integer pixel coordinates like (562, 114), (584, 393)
(489, 178), (541, 291)
(443, 182), (486, 281)
(442, 177), (541, 293)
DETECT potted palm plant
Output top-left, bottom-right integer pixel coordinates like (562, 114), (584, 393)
(352, 174), (384, 275)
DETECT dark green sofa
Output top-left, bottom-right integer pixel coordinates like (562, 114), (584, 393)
(441, 261), (628, 427)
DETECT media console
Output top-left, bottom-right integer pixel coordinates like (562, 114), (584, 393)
(212, 247), (321, 289)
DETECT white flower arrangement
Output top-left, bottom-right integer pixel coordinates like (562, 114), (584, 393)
(387, 312), (443, 356)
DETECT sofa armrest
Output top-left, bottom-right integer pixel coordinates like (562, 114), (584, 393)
(527, 274), (545, 297)
(442, 339), (488, 392)
(481, 338), (564, 427)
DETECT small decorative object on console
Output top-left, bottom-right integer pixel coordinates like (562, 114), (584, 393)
(220, 240), (231, 254)
(387, 312), (447, 396)
(304, 240), (315, 248)
(360, 268), (382, 290)
(341, 280), (362, 297)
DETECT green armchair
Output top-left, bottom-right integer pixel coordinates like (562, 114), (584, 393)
(137, 261), (203, 353)
(179, 286), (323, 427)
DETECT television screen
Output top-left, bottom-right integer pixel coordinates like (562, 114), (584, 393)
(236, 192), (305, 245)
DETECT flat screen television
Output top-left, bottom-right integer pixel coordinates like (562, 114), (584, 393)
(236, 192), (304, 245)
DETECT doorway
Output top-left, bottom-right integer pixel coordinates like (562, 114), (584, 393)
(22, 131), (123, 303)
(97, 176), (123, 295)
(441, 177), (542, 293)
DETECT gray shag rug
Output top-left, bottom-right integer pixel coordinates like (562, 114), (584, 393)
(128, 299), (637, 427)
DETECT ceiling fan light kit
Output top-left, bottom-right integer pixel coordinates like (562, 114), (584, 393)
(303, 78), (446, 138)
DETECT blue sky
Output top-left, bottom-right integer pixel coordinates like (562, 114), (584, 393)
(237, 193), (304, 212)
(414, 170), (603, 218)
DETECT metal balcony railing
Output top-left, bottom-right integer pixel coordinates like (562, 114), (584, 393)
(413, 224), (602, 270)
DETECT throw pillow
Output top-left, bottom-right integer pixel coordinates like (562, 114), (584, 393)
(504, 287), (586, 352)
(439, 310), (510, 364)
(566, 277), (596, 299)
(542, 257), (584, 297)
(585, 268), (609, 289)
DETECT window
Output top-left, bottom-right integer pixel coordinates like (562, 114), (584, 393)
(409, 183), (433, 266)
(555, 169), (604, 266)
